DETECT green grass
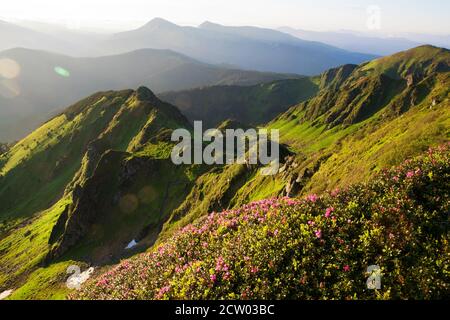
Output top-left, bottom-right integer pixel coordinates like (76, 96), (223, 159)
(0, 88), (193, 298)
(6, 260), (86, 300)
(0, 198), (70, 290)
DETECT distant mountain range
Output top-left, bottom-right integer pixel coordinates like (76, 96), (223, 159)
(105, 18), (375, 75)
(279, 27), (450, 56)
(0, 47), (299, 141)
(1, 18), (376, 74)
(0, 20), (84, 55)
(4, 18), (448, 61)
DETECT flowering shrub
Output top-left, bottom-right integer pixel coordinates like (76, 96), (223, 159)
(73, 144), (450, 300)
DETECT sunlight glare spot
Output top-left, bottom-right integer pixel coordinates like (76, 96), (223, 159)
(119, 194), (139, 214)
(0, 58), (21, 79)
(0, 79), (20, 98)
(54, 66), (71, 78)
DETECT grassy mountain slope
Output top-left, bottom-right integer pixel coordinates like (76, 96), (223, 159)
(0, 86), (266, 299)
(0, 87), (202, 296)
(0, 47), (297, 142)
(130, 45), (450, 263)
(159, 78), (319, 128)
(0, 46), (448, 300)
(255, 45), (450, 195)
(154, 46), (449, 247)
(74, 144), (450, 300)
(0, 90), (133, 220)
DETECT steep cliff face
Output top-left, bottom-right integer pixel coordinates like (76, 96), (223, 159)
(48, 152), (197, 263)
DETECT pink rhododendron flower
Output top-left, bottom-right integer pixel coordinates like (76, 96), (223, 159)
(156, 285), (171, 299)
(315, 230), (322, 239)
(325, 207), (334, 218)
(331, 188), (340, 197)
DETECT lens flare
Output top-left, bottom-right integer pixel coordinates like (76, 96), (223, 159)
(119, 194), (139, 214)
(54, 66), (71, 78)
(138, 185), (157, 204)
(0, 58), (21, 79)
(0, 79), (20, 98)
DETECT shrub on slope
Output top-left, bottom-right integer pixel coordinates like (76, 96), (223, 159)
(74, 144), (449, 300)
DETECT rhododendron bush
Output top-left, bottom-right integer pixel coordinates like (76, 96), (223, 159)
(73, 144), (449, 300)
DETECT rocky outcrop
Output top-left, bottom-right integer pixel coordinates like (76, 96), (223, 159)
(47, 150), (127, 260)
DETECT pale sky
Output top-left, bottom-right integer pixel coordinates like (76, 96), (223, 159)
(1, 0), (449, 34)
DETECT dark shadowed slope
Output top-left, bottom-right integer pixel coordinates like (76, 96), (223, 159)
(159, 77), (320, 127)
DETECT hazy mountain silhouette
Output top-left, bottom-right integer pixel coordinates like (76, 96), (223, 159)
(105, 18), (376, 75)
(0, 47), (299, 141)
(0, 19), (82, 55)
(278, 27), (449, 55)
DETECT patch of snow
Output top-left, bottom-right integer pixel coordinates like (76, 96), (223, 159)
(125, 239), (138, 250)
(0, 289), (13, 300)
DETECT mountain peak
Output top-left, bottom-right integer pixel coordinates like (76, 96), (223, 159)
(199, 21), (222, 29)
(141, 17), (177, 29)
(136, 86), (158, 102)
(362, 44), (450, 79)
(403, 44), (447, 55)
